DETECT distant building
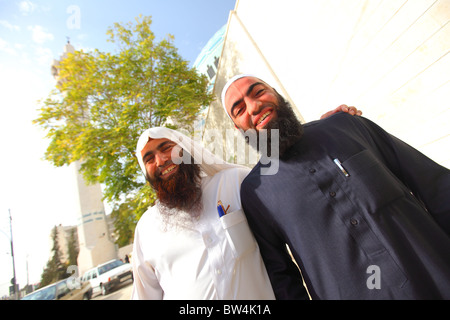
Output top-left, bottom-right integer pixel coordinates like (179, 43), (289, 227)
(193, 24), (227, 94)
(51, 224), (79, 263)
(192, 25), (227, 136)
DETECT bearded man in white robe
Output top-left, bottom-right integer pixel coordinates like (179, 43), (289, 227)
(131, 127), (275, 300)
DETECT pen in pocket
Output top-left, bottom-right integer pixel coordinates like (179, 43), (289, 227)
(333, 158), (350, 177)
(217, 200), (227, 217)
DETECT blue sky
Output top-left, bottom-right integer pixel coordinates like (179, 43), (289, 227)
(0, 0), (236, 298)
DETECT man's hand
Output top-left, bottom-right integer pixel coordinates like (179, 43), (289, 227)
(320, 104), (363, 119)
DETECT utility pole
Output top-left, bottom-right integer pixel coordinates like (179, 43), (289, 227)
(9, 209), (18, 300)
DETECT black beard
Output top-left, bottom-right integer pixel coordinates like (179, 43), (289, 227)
(146, 161), (203, 216)
(244, 91), (303, 158)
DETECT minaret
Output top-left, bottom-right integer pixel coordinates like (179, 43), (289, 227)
(51, 41), (117, 275)
(72, 161), (117, 275)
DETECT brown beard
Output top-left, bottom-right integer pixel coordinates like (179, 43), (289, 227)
(147, 160), (203, 216)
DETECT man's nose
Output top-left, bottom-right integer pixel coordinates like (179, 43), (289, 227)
(245, 97), (262, 115)
(155, 152), (169, 167)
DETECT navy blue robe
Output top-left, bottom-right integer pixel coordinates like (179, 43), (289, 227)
(241, 112), (450, 299)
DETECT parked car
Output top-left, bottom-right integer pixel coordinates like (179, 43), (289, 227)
(82, 259), (133, 296)
(22, 278), (92, 300)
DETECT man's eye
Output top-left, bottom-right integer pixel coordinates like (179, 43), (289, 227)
(234, 107), (243, 117)
(256, 89), (265, 96)
(162, 145), (174, 152)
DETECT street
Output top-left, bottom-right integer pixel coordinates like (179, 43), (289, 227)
(92, 280), (133, 300)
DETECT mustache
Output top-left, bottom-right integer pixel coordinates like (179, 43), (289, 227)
(246, 90), (303, 157)
(153, 160), (175, 179)
(252, 103), (277, 124)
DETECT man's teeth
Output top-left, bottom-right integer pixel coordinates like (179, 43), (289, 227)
(257, 111), (271, 125)
(162, 165), (176, 175)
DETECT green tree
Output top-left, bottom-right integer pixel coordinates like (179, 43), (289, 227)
(67, 228), (79, 267)
(40, 226), (67, 288)
(34, 16), (213, 244)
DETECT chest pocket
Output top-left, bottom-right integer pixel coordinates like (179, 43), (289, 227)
(220, 209), (257, 259)
(341, 149), (404, 214)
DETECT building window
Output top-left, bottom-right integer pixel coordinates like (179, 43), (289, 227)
(207, 65), (216, 79)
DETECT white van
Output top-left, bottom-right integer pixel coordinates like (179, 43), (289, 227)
(82, 259), (133, 296)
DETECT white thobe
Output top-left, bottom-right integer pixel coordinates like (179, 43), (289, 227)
(131, 167), (275, 300)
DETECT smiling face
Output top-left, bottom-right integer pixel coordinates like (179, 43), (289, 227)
(141, 138), (180, 183)
(223, 76), (304, 157)
(224, 76), (280, 131)
(140, 137), (203, 214)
